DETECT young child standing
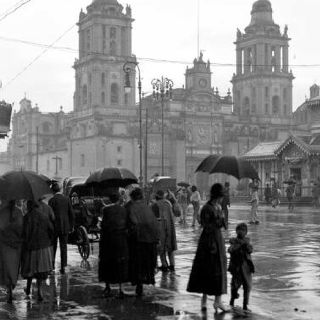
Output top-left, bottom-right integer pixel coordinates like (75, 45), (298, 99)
(228, 223), (255, 312)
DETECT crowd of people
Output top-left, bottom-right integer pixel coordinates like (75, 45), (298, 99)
(0, 179), (257, 315)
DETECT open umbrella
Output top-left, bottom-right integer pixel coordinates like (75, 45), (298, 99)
(85, 167), (138, 188)
(0, 170), (53, 201)
(196, 154), (259, 180)
(177, 181), (190, 188)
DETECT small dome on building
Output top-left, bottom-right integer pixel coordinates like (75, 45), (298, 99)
(92, 0), (119, 4)
(250, 0), (274, 25)
(252, 0), (272, 13)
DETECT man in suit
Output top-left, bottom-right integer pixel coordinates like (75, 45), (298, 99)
(49, 183), (74, 274)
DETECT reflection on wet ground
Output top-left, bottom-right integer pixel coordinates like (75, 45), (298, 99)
(0, 205), (319, 319)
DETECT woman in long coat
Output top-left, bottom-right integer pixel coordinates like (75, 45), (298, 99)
(99, 192), (129, 298)
(151, 190), (177, 272)
(187, 183), (229, 312)
(21, 199), (55, 301)
(127, 188), (159, 296)
(0, 200), (23, 303)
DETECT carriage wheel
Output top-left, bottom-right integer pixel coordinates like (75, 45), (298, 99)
(77, 226), (90, 260)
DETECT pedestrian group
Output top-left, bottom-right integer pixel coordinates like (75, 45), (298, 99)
(0, 180), (258, 316)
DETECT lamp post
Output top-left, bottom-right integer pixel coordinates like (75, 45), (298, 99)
(151, 77), (174, 176)
(123, 61), (143, 188)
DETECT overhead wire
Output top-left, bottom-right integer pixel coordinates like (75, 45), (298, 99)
(0, 0), (32, 24)
(3, 24), (76, 88)
(1, 34), (320, 69)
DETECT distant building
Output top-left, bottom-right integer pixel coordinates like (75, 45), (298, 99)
(8, 0), (316, 196)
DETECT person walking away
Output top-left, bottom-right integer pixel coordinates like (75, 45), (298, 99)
(0, 200), (24, 303)
(190, 186), (201, 227)
(21, 199), (55, 301)
(99, 192), (129, 298)
(264, 184), (272, 205)
(127, 188), (159, 296)
(48, 183), (74, 274)
(228, 223), (255, 313)
(221, 182), (230, 229)
(177, 188), (188, 225)
(151, 190), (177, 272)
(286, 183), (295, 212)
(249, 179), (259, 225)
(187, 183), (229, 313)
(271, 182), (280, 208)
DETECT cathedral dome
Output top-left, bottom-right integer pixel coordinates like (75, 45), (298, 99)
(250, 0), (273, 25)
(92, 0), (119, 4)
(252, 0), (272, 13)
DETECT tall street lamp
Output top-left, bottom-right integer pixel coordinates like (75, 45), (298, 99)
(123, 61), (143, 188)
(151, 77), (174, 176)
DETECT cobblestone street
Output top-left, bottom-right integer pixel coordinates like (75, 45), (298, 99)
(0, 204), (319, 319)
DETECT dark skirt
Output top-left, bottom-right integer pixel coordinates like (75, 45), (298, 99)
(21, 246), (53, 280)
(187, 228), (227, 296)
(99, 233), (129, 284)
(129, 241), (157, 285)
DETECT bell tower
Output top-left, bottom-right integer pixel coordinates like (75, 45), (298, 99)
(185, 52), (212, 91)
(232, 0), (294, 118)
(73, 0), (136, 111)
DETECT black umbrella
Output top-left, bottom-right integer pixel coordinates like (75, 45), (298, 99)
(85, 167), (138, 188)
(0, 170), (53, 201)
(196, 155), (259, 180)
(177, 181), (190, 188)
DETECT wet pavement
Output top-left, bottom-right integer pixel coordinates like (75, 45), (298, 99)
(0, 204), (320, 320)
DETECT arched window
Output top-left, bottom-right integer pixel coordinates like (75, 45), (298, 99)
(272, 96), (280, 114)
(101, 72), (105, 87)
(243, 97), (250, 115)
(111, 83), (119, 104)
(124, 93), (129, 105)
(101, 92), (105, 104)
(283, 104), (288, 115)
(82, 85), (88, 105)
(283, 88), (287, 101)
(110, 40), (117, 55)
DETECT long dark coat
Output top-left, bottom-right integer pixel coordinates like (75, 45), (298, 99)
(99, 203), (129, 284)
(48, 193), (74, 235)
(0, 202), (23, 287)
(151, 199), (177, 254)
(187, 201), (227, 296)
(127, 200), (159, 285)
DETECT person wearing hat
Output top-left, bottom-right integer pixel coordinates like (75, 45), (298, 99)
(48, 183), (74, 274)
(151, 190), (177, 272)
(187, 183), (229, 312)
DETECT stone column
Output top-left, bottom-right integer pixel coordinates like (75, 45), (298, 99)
(275, 46), (281, 72)
(282, 45), (289, 72)
(236, 48), (242, 75)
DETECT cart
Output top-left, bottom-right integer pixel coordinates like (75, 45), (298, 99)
(64, 177), (105, 260)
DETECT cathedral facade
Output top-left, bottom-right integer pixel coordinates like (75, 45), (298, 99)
(6, 0), (301, 194)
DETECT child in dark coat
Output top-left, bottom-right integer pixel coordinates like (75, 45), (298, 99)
(228, 223), (255, 312)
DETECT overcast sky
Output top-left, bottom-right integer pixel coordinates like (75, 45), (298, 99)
(0, 0), (319, 116)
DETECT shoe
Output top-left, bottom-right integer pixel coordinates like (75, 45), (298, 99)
(168, 265), (175, 272)
(248, 221), (255, 225)
(213, 302), (230, 313)
(243, 306), (252, 313)
(158, 265), (168, 272)
(254, 220), (260, 224)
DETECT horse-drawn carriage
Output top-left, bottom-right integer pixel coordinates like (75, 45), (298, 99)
(63, 168), (138, 260)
